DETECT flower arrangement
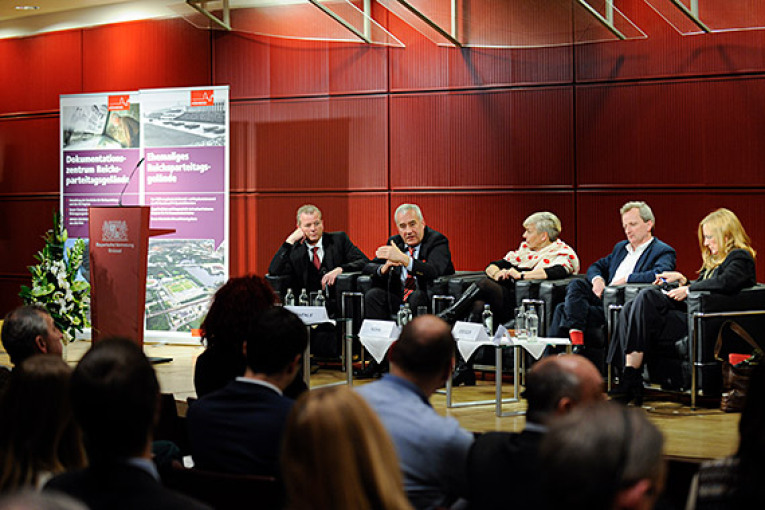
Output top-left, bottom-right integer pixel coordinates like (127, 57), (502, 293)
(19, 211), (90, 343)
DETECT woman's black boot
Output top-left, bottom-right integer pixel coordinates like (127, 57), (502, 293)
(612, 366), (644, 406)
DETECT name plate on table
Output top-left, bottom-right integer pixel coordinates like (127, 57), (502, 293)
(452, 321), (490, 342)
(284, 306), (334, 326)
(359, 320), (400, 340)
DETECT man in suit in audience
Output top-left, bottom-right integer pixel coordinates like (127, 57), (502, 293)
(539, 401), (665, 510)
(187, 307), (307, 477)
(357, 315), (473, 510)
(363, 203), (455, 320)
(1, 305), (64, 365)
(45, 338), (211, 510)
(269, 203), (369, 313)
(549, 201), (675, 353)
(1, 305), (64, 395)
(466, 354), (605, 509)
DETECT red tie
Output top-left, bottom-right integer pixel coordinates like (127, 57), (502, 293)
(312, 247), (321, 270)
(403, 247), (416, 302)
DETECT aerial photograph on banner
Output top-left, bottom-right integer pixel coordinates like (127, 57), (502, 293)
(140, 86), (230, 335)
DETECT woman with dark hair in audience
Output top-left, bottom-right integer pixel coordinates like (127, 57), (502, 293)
(194, 274), (309, 398)
(608, 208), (757, 406)
(0, 355), (85, 492)
(282, 386), (413, 510)
(686, 362), (765, 509)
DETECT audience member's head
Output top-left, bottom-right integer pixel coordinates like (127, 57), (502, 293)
(540, 401), (665, 510)
(1, 306), (63, 366)
(70, 338), (159, 464)
(244, 307), (307, 388)
(0, 490), (88, 510)
(0, 491), (87, 510)
(389, 315), (454, 393)
(523, 354), (604, 425)
(200, 275), (276, 349)
(282, 386), (413, 510)
(0, 355), (85, 492)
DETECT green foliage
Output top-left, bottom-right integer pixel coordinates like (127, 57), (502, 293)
(19, 211), (90, 343)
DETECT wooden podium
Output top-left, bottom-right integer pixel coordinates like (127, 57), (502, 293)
(88, 207), (173, 346)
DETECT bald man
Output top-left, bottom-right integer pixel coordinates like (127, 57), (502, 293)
(357, 315), (473, 510)
(467, 355), (605, 508)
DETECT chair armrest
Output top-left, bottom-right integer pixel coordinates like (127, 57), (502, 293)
(332, 271), (360, 300)
(265, 274), (291, 301)
(356, 274), (373, 295)
(538, 276), (585, 333)
(686, 285), (765, 362)
(446, 272), (485, 297)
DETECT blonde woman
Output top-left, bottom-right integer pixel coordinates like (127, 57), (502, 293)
(282, 386), (414, 510)
(608, 208), (757, 405)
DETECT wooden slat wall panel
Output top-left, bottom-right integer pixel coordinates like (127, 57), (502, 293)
(230, 96), (388, 192)
(0, 197), (59, 275)
(214, 18), (387, 98)
(0, 31), (82, 114)
(576, 191), (765, 282)
(575, 0), (765, 83)
(0, 116), (60, 194)
(391, 88), (573, 188)
(0, 277), (26, 318)
(82, 18), (211, 93)
(387, 9), (572, 91)
(230, 194), (258, 278)
(577, 77), (765, 187)
(389, 191), (576, 271)
(252, 193), (388, 275)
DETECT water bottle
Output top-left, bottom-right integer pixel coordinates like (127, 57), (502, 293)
(284, 288), (295, 306)
(526, 306), (539, 342)
(314, 289), (326, 308)
(403, 303), (413, 324)
(481, 304), (494, 337)
(298, 288), (309, 306)
(397, 304), (408, 326)
(514, 306), (527, 340)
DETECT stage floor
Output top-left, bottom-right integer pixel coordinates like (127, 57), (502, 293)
(1, 340), (739, 461)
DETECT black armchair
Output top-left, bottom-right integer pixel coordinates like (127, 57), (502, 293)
(609, 283), (765, 409)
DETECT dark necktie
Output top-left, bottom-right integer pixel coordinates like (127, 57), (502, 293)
(312, 246), (321, 270)
(403, 247), (416, 301)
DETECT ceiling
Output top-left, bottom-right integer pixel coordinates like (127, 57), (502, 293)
(0, 0), (143, 22)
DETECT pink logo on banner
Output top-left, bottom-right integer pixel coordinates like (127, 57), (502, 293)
(108, 95), (130, 111)
(190, 90), (214, 107)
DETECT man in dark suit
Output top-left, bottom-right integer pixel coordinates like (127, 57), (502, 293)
(186, 307), (307, 477)
(363, 203), (455, 320)
(268, 204), (368, 314)
(549, 201), (676, 350)
(45, 338), (211, 510)
(467, 354), (604, 509)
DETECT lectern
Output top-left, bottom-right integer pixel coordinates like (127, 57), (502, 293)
(88, 207), (173, 345)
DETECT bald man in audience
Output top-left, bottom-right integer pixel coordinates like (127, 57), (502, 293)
(467, 354), (605, 508)
(357, 315), (473, 510)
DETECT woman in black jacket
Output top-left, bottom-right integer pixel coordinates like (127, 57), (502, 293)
(608, 208), (757, 405)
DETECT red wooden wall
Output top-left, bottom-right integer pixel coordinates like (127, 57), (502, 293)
(2, 2), (765, 318)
